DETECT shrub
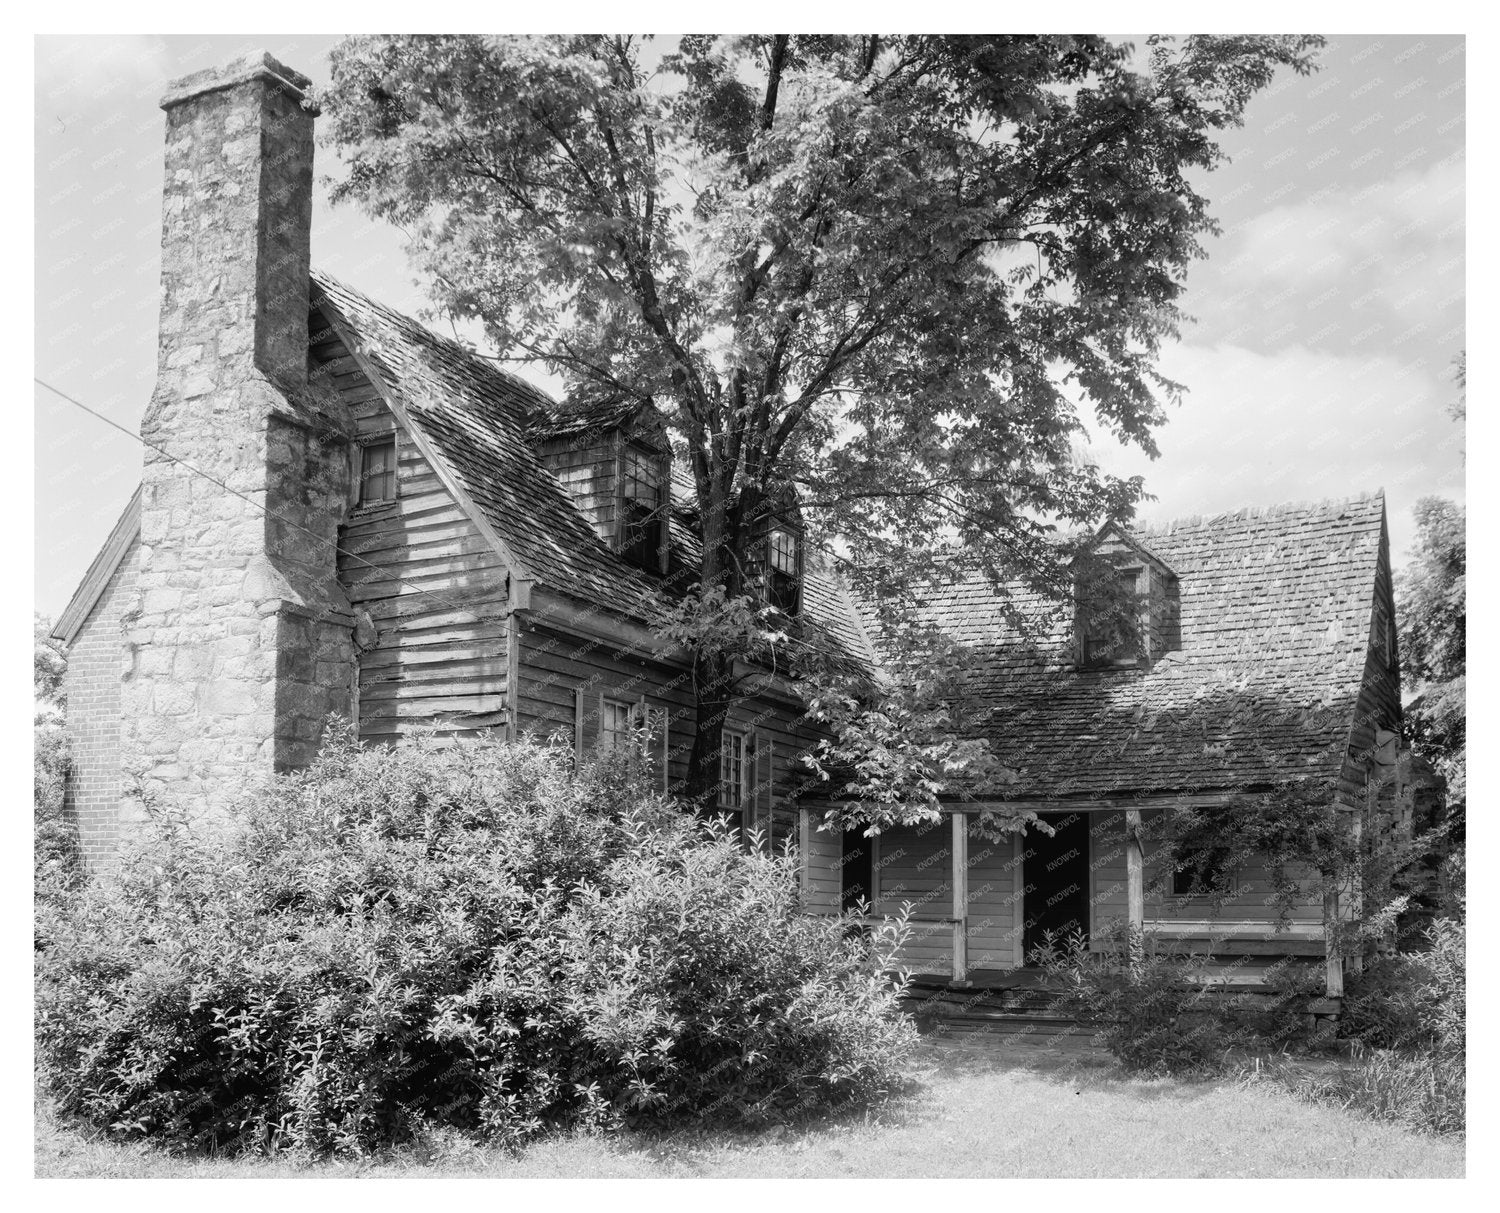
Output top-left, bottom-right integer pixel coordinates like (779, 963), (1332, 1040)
(1031, 923), (1239, 1074)
(34, 728), (916, 1155)
(1289, 910), (1464, 1135)
(35, 703), (80, 887)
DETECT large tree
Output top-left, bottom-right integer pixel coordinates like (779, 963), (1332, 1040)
(323, 34), (1320, 812)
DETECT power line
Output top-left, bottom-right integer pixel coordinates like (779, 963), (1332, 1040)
(35, 377), (497, 627)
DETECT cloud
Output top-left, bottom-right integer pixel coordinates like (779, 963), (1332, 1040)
(1189, 158), (1464, 355)
(1080, 340), (1464, 566)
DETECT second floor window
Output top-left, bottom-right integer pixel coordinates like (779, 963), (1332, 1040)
(359, 436), (396, 506)
(765, 526), (802, 614)
(619, 446), (665, 568)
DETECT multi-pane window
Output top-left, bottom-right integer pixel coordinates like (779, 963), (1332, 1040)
(359, 437), (396, 506)
(620, 446), (665, 568)
(599, 698), (637, 754)
(765, 527), (801, 614)
(719, 730), (746, 810)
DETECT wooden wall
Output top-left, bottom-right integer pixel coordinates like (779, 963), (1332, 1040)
(311, 314), (511, 746)
(874, 821), (1022, 975)
(515, 617), (820, 851)
(536, 433), (619, 547)
(1088, 809), (1325, 942)
(801, 814), (842, 914)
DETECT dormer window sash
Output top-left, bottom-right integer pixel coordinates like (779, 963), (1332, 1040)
(618, 443), (667, 571)
(763, 524), (803, 616)
(1078, 565), (1143, 669)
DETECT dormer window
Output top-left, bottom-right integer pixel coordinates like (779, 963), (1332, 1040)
(619, 444), (667, 570)
(1078, 567), (1142, 668)
(765, 526), (802, 615)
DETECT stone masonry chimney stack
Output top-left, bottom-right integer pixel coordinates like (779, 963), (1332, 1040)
(122, 53), (355, 821)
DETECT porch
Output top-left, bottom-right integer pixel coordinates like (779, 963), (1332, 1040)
(802, 797), (1353, 999)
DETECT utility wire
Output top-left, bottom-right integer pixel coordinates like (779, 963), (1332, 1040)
(35, 376), (497, 627)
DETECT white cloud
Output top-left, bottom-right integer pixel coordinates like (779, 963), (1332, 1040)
(1191, 157), (1464, 353)
(1081, 340), (1464, 567)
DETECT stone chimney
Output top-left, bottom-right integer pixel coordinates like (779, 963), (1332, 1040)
(122, 52), (355, 819)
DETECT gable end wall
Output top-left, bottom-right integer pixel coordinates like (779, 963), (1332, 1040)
(62, 536), (139, 864)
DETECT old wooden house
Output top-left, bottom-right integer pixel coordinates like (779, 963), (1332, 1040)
(53, 52), (1407, 1006)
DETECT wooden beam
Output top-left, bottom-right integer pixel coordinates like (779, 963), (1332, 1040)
(948, 791), (1241, 814)
(1125, 808), (1145, 971)
(1324, 884), (1344, 998)
(951, 811), (969, 985)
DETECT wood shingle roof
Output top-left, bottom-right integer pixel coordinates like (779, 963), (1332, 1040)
(312, 271), (870, 666)
(863, 494), (1389, 799)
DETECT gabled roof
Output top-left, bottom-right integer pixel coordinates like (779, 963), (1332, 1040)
(866, 493), (1389, 798)
(51, 486), (141, 644)
(312, 271), (869, 669)
(313, 270), (666, 619)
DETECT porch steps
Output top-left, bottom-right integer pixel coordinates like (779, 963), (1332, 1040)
(900, 977), (1096, 1039)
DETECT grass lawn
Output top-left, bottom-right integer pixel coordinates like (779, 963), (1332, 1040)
(35, 1035), (1464, 1179)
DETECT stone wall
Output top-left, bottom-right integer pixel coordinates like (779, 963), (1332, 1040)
(119, 53), (355, 823)
(61, 537), (140, 863)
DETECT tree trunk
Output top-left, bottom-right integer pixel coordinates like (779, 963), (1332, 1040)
(684, 646), (734, 819)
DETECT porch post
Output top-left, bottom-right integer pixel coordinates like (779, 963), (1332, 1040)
(1125, 808), (1145, 970)
(1324, 883), (1344, 998)
(951, 811), (969, 984)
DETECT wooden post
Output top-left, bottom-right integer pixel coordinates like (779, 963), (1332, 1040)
(1125, 808), (1145, 971)
(951, 811), (969, 984)
(1324, 884), (1344, 998)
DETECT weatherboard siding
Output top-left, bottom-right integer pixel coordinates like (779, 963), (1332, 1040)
(313, 318), (511, 746)
(875, 822), (1021, 975)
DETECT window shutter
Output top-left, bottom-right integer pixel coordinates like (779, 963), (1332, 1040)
(747, 729), (760, 840)
(573, 685), (585, 766)
(765, 737), (777, 849)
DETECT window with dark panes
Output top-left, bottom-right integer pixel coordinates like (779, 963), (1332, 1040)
(359, 437), (396, 506)
(619, 446), (665, 568)
(1080, 568), (1140, 667)
(1171, 848), (1234, 898)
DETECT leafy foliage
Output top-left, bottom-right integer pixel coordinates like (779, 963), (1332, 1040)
(34, 614), (78, 881)
(1030, 923), (1238, 1074)
(321, 33), (1321, 809)
(34, 730), (916, 1156)
(1299, 912), (1465, 1135)
(1397, 496), (1465, 805)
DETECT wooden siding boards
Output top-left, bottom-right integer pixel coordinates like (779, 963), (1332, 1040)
(311, 311), (511, 747)
(875, 822), (1022, 975)
(1087, 810), (1323, 935)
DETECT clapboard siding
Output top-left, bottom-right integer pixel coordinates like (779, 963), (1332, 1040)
(876, 822), (1022, 975)
(517, 619), (823, 850)
(1088, 810), (1324, 938)
(802, 815), (842, 915)
(312, 310), (511, 746)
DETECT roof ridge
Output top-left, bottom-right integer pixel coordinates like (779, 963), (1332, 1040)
(1140, 489), (1384, 536)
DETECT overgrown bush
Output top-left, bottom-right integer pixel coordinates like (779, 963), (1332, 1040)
(1031, 923), (1239, 1074)
(34, 728), (916, 1156)
(1286, 907), (1464, 1135)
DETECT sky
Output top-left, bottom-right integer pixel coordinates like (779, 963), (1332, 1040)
(32, 33), (1466, 619)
